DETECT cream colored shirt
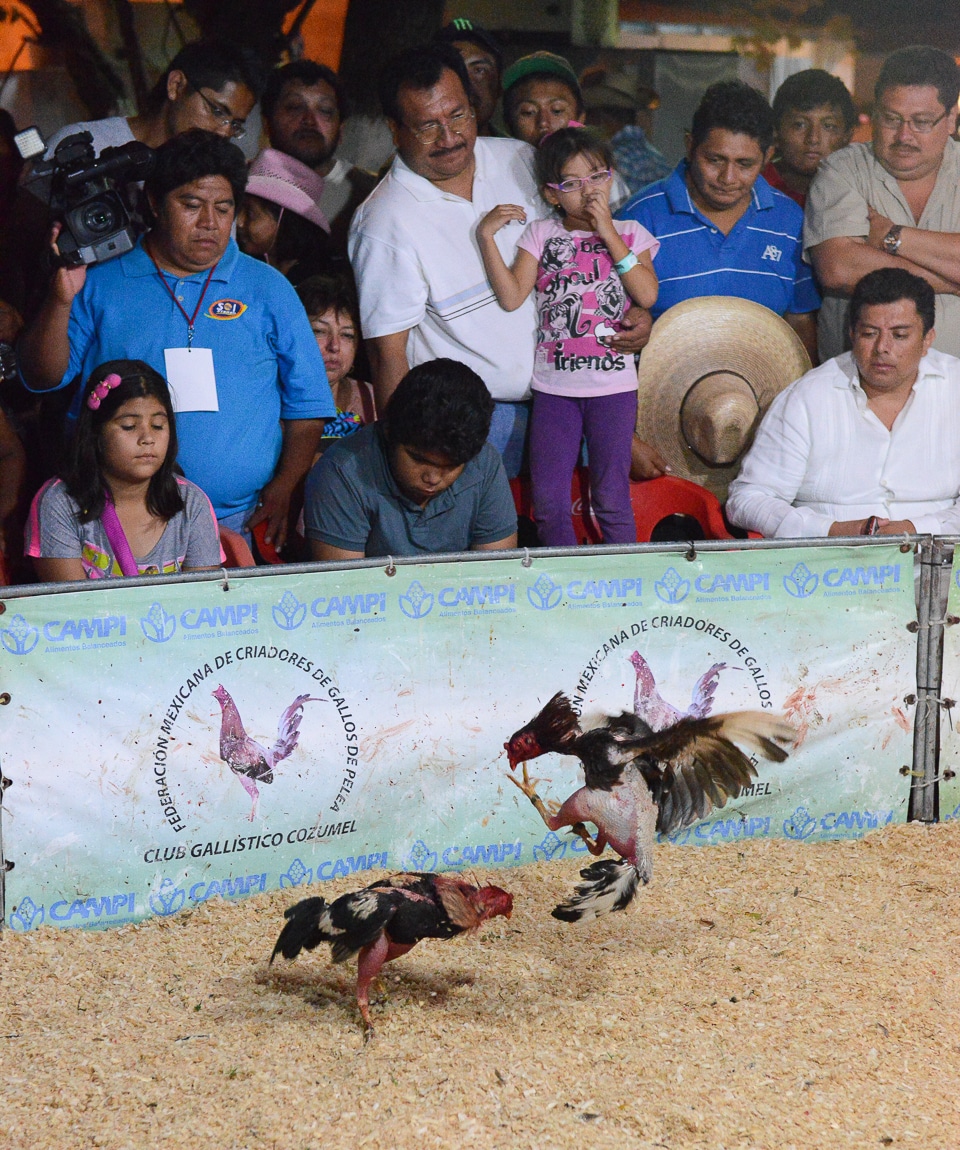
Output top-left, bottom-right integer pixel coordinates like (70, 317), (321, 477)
(804, 139), (960, 361)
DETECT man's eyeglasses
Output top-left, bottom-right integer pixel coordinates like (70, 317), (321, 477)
(402, 107), (475, 144)
(876, 108), (949, 135)
(546, 169), (613, 194)
(187, 79), (247, 139)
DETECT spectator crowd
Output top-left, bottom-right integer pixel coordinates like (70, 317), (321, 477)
(2, 26), (959, 582)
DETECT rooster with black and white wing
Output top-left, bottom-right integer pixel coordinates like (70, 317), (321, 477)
(504, 693), (793, 921)
(270, 872), (513, 1037)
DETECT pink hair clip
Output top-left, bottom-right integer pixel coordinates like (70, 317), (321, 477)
(87, 372), (123, 410)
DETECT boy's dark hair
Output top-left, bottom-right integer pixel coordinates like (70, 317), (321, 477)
(876, 46), (960, 114)
(535, 125), (614, 190)
(504, 73), (583, 140)
(145, 128), (247, 210)
(690, 80), (775, 152)
(146, 39), (266, 111)
(67, 359), (184, 524)
(296, 271), (361, 329)
(261, 60), (347, 122)
(382, 359), (493, 465)
(378, 43), (473, 124)
(772, 69), (857, 131)
(848, 268), (935, 335)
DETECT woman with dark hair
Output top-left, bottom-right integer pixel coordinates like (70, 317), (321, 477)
(296, 272), (376, 446)
(25, 359), (222, 581)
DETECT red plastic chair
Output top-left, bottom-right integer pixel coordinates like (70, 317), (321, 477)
(219, 526), (256, 568)
(510, 466), (603, 546)
(630, 475), (735, 542)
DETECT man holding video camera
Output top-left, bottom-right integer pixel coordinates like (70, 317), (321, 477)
(18, 130), (334, 550)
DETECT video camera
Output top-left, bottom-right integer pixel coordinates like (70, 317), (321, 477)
(16, 127), (154, 268)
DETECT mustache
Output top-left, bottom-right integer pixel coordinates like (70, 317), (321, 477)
(429, 140), (467, 158)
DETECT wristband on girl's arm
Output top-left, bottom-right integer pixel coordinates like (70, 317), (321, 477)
(615, 251), (638, 276)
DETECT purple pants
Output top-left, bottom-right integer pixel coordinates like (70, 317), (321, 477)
(529, 389), (638, 546)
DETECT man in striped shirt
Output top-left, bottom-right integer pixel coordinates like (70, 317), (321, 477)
(616, 80), (820, 363)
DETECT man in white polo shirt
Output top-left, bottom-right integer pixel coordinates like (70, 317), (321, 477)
(348, 43), (546, 475)
(349, 44), (653, 477)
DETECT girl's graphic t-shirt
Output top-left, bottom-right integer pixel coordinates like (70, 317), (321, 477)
(26, 476), (223, 578)
(517, 217), (659, 397)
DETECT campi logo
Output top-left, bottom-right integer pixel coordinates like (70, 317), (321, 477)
(403, 838), (438, 871)
(311, 591), (385, 621)
(694, 571), (769, 596)
(0, 613), (39, 656)
(141, 602), (176, 643)
(273, 591), (306, 631)
(181, 603), (257, 631)
(43, 614), (126, 643)
(438, 581), (515, 610)
(149, 877), (186, 917)
(280, 858), (313, 888)
(399, 580), (433, 619)
(655, 567), (690, 604)
(823, 563), (900, 590)
(527, 573), (562, 611)
(567, 577), (642, 602)
(783, 806), (817, 840)
(783, 562), (818, 599)
(8, 896), (45, 931)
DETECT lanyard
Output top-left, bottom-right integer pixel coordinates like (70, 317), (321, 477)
(148, 245), (218, 349)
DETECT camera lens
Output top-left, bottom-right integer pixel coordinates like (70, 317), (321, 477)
(80, 198), (119, 235)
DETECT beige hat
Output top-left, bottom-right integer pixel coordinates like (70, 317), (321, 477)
(635, 296), (811, 500)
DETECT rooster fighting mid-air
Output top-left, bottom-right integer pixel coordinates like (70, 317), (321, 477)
(212, 685), (321, 821)
(271, 872), (513, 1036)
(504, 691), (793, 921)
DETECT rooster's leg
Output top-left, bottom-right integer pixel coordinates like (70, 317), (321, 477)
(236, 774), (260, 822)
(505, 772), (600, 851)
(356, 936), (417, 1040)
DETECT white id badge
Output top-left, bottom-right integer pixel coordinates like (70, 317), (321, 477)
(163, 347), (219, 412)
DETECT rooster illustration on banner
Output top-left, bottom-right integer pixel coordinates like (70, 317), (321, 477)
(211, 685), (323, 821)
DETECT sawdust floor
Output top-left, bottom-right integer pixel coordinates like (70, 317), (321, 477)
(2, 821), (959, 1150)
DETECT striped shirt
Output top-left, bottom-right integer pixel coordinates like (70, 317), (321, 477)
(616, 161), (820, 319)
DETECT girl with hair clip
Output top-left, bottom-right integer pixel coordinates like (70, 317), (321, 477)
(25, 359), (222, 581)
(477, 125), (659, 546)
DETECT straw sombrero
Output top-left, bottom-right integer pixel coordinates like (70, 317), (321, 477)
(635, 296), (812, 500)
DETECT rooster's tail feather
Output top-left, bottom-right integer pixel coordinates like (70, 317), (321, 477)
(551, 858), (642, 923)
(270, 896), (329, 963)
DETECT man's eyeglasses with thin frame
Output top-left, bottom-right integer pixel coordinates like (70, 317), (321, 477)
(876, 108), (950, 135)
(547, 169), (613, 194)
(402, 107), (475, 144)
(187, 79), (247, 139)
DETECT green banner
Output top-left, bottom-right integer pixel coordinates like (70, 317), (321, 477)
(0, 542), (915, 930)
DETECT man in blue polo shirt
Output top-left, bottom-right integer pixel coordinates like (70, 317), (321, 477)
(19, 129), (333, 548)
(616, 80), (820, 362)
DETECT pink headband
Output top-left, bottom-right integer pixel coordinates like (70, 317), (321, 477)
(87, 373), (122, 410)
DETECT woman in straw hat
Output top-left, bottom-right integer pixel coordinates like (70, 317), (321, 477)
(237, 148), (331, 284)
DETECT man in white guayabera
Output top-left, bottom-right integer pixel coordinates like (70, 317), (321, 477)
(726, 267), (960, 538)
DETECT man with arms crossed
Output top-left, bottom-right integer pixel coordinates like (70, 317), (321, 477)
(806, 46), (960, 361)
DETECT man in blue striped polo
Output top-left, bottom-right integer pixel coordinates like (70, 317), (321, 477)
(616, 80), (820, 363)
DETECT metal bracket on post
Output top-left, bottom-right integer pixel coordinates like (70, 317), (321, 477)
(910, 538), (951, 822)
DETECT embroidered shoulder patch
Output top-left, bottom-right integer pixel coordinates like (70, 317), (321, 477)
(207, 298), (247, 320)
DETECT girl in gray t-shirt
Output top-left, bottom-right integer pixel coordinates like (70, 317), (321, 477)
(25, 359), (221, 581)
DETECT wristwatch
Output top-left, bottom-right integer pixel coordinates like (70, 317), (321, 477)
(882, 224), (903, 255)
